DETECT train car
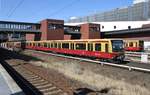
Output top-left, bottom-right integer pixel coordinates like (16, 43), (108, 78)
(25, 39), (125, 63)
(0, 41), (25, 52)
(124, 40), (144, 52)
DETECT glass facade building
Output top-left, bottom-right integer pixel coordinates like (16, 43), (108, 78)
(68, 0), (150, 23)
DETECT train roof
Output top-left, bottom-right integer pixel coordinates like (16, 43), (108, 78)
(26, 39), (123, 43)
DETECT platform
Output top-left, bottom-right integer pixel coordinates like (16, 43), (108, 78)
(0, 64), (24, 95)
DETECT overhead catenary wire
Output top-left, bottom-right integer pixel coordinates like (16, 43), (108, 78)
(0, 0), (2, 13)
(7, 0), (25, 18)
(48, 0), (80, 17)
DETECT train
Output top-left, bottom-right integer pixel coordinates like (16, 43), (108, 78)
(124, 40), (144, 52)
(0, 39), (125, 63)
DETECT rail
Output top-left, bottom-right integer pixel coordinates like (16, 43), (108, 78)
(36, 51), (150, 73)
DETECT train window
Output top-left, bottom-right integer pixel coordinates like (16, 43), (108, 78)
(88, 43), (93, 51)
(38, 43), (40, 47)
(58, 43), (61, 48)
(62, 43), (69, 49)
(51, 43), (54, 48)
(54, 43), (57, 48)
(47, 43), (50, 48)
(76, 43), (86, 50)
(71, 43), (74, 50)
(105, 44), (109, 52)
(129, 42), (133, 47)
(125, 43), (128, 47)
(135, 42), (137, 47)
(44, 43), (47, 47)
(95, 43), (101, 51)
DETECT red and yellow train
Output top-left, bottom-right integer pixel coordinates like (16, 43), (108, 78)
(0, 39), (125, 63)
(124, 40), (144, 52)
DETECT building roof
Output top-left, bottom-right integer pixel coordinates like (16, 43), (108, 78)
(0, 21), (40, 25)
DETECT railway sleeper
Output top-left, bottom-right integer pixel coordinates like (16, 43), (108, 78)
(14, 70), (35, 75)
(33, 81), (49, 86)
(29, 79), (46, 83)
(19, 72), (35, 76)
(27, 77), (42, 81)
(36, 83), (53, 89)
(21, 75), (38, 79)
(40, 86), (57, 92)
(30, 79), (46, 84)
(42, 89), (62, 95)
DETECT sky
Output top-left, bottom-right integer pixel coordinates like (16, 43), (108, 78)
(0, 0), (133, 23)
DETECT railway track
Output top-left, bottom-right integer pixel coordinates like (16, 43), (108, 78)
(13, 64), (67, 95)
(1, 48), (112, 95)
(27, 50), (150, 73)
(1, 48), (150, 95)
(125, 51), (150, 63)
(125, 51), (150, 58)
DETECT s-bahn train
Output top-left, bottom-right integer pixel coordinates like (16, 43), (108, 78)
(124, 40), (144, 52)
(0, 39), (125, 63)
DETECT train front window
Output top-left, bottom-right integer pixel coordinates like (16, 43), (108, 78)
(111, 40), (123, 52)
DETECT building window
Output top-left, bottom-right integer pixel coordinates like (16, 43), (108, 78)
(89, 27), (99, 32)
(102, 26), (104, 29)
(128, 26), (131, 29)
(48, 24), (63, 30)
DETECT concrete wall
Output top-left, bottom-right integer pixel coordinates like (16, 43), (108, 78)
(65, 21), (150, 32)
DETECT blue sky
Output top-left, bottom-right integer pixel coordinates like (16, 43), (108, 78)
(0, 0), (133, 22)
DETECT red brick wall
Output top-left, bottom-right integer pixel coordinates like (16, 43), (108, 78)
(89, 24), (101, 39)
(80, 23), (100, 39)
(40, 20), (48, 40)
(40, 19), (64, 40)
(64, 35), (71, 40)
(26, 34), (35, 41)
(80, 24), (89, 39)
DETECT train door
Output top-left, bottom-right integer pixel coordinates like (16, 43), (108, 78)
(129, 42), (133, 47)
(88, 43), (93, 51)
(101, 42), (109, 53)
(105, 44), (109, 53)
(58, 42), (61, 49)
(71, 43), (74, 50)
(48, 42), (51, 48)
(95, 43), (101, 52)
(44, 42), (47, 48)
